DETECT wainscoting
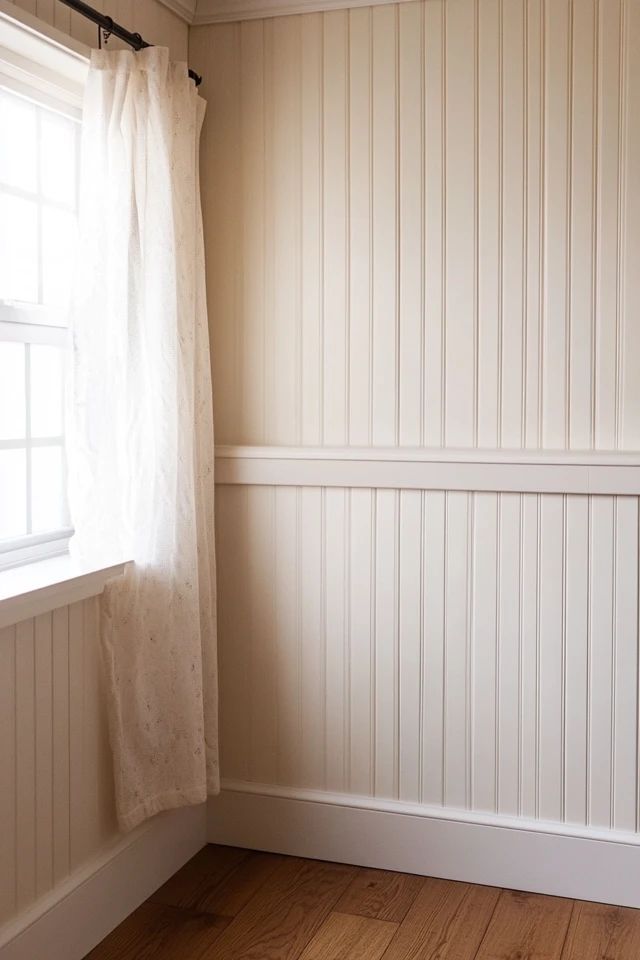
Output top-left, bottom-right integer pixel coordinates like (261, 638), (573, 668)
(0, 598), (116, 927)
(212, 446), (640, 902)
(0, 596), (206, 960)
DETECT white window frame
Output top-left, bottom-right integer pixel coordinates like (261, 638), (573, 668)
(0, 3), (88, 570)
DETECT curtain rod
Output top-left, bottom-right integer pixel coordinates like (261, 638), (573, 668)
(58, 0), (202, 86)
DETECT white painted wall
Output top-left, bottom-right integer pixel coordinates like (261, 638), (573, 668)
(192, 0), (640, 862)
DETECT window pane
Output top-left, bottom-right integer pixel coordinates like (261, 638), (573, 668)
(30, 344), (64, 438)
(0, 342), (26, 439)
(0, 449), (27, 539)
(31, 446), (67, 533)
(42, 206), (76, 307)
(41, 111), (77, 206)
(0, 193), (38, 303)
(0, 90), (37, 193)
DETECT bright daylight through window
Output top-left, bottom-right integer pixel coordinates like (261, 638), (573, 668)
(0, 81), (79, 568)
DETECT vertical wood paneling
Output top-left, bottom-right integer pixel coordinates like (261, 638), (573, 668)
(299, 488), (325, 789)
(519, 493), (540, 818)
(537, 496), (564, 822)
(612, 497), (638, 833)
(563, 496), (589, 826)
(421, 491), (446, 806)
(51, 606), (70, 884)
(247, 486), (278, 784)
(371, 5), (397, 447)
(470, 493), (497, 813)
(0, 599), (117, 927)
(444, 0), (476, 447)
(34, 613), (53, 897)
(197, 1), (638, 451)
(374, 489), (398, 798)
(15, 618), (36, 908)
(501, 1), (526, 448)
(397, 2), (423, 447)
(398, 491), (422, 802)
(239, 20), (266, 445)
(497, 494), (521, 815)
(301, 14), (323, 446)
(594, 1), (622, 450)
(217, 483), (640, 842)
(542, 0), (570, 449)
(347, 8), (372, 446)
(620, 0), (640, 451)
(274, 486), (301, 784)
(349, 489), (373, 796)
(443, 492), (469, 808)
(0, 625), (17, 923)
(325, 488), (347, 792)
(323, 11), (349, 446)
(588, 498), (615, 827)
(273, 17), (302, 444)
(422, 0), (445, 446)
(569, 0), (597, 450)
(477, 0), (500, 449)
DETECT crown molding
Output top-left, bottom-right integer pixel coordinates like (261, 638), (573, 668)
(192, 0), (414, 25)
(156, 0), (198, 23)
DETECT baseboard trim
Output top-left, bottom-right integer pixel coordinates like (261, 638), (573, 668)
(207, 785), (640, 908)
(0, 804), (207, 960)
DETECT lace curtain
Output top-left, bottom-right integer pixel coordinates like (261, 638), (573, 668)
(68, 46), (219, 831)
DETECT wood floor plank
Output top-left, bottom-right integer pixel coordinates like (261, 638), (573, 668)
(335, 868), (424, 922)
(151, 844), (283, 917)
(200, 856), (356, 960)
(85, 902), (229, 960)
(381, 877), (500, 960)
(298, 912), (398, 959)
(475, 889), (574, 960)
(561, 900), (640, 959)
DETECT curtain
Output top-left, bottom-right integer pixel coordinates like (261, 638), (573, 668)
(68, 47), (219, 831)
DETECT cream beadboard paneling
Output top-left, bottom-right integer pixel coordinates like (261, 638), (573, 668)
(4, 0), (189, 58)
(193, 0), (640, 450)
(0, 598), (119, 928)
(194, 0), (640, 857)
(215, 482), (640, 835)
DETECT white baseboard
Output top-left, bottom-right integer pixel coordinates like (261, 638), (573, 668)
(0, 804), (207, 960)
(207, 784), (640, 909)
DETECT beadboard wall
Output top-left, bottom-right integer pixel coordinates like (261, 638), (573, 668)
(194, 0), (640, 450)
(4, 0), (189, 58)
(194, 0), (640, 871)
(0, 599), (117, 928)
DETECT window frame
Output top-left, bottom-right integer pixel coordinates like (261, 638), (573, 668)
(0, 5), (87, 570)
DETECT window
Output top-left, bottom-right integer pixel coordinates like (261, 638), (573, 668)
(0, 80), (80, 569)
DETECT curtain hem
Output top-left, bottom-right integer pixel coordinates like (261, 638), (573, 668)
(119, 782), (208, 833)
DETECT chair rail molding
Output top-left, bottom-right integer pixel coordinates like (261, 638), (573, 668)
(214, 445), (640, 496)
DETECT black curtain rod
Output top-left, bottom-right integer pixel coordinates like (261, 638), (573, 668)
(58, 0), (202, 86)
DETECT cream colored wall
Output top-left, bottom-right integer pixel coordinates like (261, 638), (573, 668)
(5, 0), (189, 59)
(193, 0), (640, 450)
(193, 0), (640, 846)
(0, 599), (117, 928)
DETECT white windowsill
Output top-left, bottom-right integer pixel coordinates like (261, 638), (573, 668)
(0, 553), (130, 629)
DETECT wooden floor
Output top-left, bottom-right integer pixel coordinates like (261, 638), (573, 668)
(85, 844), (640, 959)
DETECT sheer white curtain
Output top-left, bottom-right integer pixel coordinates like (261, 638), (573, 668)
(68, 47), (219, 831)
